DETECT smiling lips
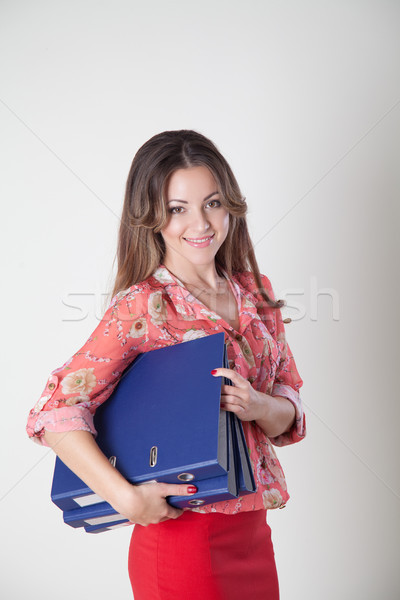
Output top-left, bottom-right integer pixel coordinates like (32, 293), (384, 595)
(184, 233), (215, 247)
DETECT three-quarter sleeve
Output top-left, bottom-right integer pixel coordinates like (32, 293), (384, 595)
(259, 274), (306, 447)
(26, 286), (150, 447)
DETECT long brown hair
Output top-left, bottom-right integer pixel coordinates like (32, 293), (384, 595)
(107, 129), (283, 311)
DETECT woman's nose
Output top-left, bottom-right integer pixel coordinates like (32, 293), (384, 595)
(190, 208), (211, 232)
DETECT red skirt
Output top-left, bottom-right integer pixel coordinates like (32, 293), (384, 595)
(128, 509), (279, 600)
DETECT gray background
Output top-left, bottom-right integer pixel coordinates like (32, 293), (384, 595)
(1, 1), (399, 598)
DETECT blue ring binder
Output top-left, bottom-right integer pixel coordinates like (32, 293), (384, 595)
(50, 332), (256, 532)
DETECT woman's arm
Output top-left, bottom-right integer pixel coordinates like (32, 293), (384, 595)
(255, 273), (306, 446)
(29, 288), (197, 525)
(26, 289), (150, 446)
(44, 429), (196, 526)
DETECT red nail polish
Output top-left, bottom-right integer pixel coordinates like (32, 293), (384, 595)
(187, 485), (198, 494)
(211, 369), (217, 375)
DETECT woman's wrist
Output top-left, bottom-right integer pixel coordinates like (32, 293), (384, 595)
(255, 394), (295, 438)
(107, 480), (140, 517)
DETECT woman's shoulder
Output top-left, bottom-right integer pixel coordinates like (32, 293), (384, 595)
(107, 274), (162, 311)
(233, 270), (274, 297)
(107, 264), (186, 313)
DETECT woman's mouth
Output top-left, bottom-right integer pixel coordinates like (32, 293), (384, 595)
(183, 233), (215, 248)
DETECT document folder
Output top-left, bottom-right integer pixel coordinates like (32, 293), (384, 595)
(62, 414), (255, 533)
(50, 332), (256, 532)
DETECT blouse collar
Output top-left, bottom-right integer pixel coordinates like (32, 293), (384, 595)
(151, 263), (260, 335)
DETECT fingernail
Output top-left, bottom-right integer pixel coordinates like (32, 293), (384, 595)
(211, 369), (217, 375)
(187, 485), (198, 494)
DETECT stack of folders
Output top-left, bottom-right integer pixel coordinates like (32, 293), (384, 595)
(51, 331), (256, 533)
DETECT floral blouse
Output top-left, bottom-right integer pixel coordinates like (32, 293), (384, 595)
(26, 264), (306, 514)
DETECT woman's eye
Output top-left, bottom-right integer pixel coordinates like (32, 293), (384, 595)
(207, 200), (221, 208)
(168, 200), (221, 214)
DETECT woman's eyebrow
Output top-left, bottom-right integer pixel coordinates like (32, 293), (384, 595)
(167, 191), (219, 205)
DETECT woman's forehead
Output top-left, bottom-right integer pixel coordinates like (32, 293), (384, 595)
(166, 166), (219, 198)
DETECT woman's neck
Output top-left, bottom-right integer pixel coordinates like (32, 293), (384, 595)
(162, 259), (226, 293)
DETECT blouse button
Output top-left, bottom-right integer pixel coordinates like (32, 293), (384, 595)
(247, 376), (256, 384)
(235, 334), (242, 341)
(47, 375), (59, 394)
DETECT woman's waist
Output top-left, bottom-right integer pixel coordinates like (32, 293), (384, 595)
(183, 480), (290, 515)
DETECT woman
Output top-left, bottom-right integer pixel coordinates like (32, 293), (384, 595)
(26, 129), (306, 599)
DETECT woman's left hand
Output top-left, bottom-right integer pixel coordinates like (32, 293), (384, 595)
(211, 368), (270, 422)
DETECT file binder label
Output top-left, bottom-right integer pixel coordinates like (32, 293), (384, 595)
(74, 494), (105, 508)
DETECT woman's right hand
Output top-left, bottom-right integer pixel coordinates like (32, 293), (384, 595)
(111, 480), (197, 526)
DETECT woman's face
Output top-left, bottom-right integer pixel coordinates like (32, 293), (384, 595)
(160, 166), (230, 271)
